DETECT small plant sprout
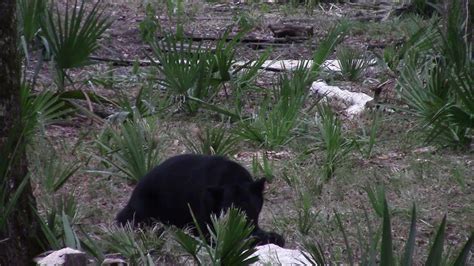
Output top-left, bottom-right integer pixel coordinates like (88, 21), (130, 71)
(251, 153), (274, 181)
(295, 188), (318, 235)
(357, 111), (382, 159)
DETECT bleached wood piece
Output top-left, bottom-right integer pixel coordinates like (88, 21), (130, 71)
(233, 59), (342, 72)
(311, 80), (373, 116)
(37, 248), (86, 266)
(251, 244), (312, 265)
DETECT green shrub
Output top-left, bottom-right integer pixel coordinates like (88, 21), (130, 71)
(139, 4), (161, 43)
(1, 73), (79, 255)
(149, 34), (218, 114)
(303, 188), (474, 264)
(295, 188), (318, 235)
(251, 153), (274, 181)
(209, 30), (243, 85)
(101, 224), (165, 265)
(40, 0), (112, 89)
(311, 21), (350, 75)
(232, 10), (262, 31)
(336, 45), (369, 81)
(94, 113), (163, 183)
(310, 104), (355, 181)
(18, 0), (47, 43)
(397, 4), (473, 147)
(182, 125), (239, 156)
(213, 48), (271, 119)
(356, 111), (382, 159)
(36, 211), (82, 251)
(237, 64), (311, 148)
(30, 143), (80, 194)
(376, 16), (439, 74)
(175, 207), (258, 266)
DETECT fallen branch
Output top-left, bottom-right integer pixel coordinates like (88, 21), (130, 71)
(353, 14), (386, 22)
(89, 56), (153, 66)
(268, 23), (313, 38)
(346, 2), (391, 10)
(89, 57), (373, 77)
(183, 33), (308, 44)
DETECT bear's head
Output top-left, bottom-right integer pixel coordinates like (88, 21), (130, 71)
(207, 178), (266, 227)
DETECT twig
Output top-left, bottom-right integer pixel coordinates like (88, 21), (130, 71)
(89, 56), (153, 66)
(183, 34), (308, 44)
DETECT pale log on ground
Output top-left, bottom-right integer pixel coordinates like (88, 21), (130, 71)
(251, 244), (312, 265)
(311, 80), (373, 116)
(37, 248), (87, 266)
(233, 59), (344, 72)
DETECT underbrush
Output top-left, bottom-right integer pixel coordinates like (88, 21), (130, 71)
(4, 0), (472, 264)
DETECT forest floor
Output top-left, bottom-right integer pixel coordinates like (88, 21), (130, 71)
(29, 0), (473, 264)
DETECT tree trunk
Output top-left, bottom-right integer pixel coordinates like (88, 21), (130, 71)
(0, 0), (43, 264)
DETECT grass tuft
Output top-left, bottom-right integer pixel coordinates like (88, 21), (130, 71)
(336, 45), (369, 81)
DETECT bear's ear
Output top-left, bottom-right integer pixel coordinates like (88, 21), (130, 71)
(250, 178), (266, 194)
(207, 186), (224, 202)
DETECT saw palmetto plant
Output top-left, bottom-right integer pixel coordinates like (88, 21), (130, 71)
(40, 0), (111, 89)
(175, 207), (258, 266)
(149, 34), (218, 114)
(397, 2), (473, 148)
(336, 45), (370, 81)
(93, 113), (163, 184)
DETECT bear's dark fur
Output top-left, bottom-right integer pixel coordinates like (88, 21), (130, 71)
(116, 154), (284, 247)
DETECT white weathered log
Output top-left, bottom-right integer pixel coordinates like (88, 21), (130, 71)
(311, 80), (373, 116)
(234, 58), (379, 72)
(234, 59), (342, 72)
(37, 248), (87, 266)
(251, 244), (312, 265)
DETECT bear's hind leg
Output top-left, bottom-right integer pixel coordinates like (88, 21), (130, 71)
(116, 205), (144, 227)
(252, 228), (285, 247)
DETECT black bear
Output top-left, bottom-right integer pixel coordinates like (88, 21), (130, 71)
(116, 154), (284, 247)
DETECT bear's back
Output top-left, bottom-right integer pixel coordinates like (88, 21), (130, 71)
(137, 154), (253, 193)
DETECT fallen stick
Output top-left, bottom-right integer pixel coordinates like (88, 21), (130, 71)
(182, 34), (308, 44)
(89, 57), (368, 75)
(89, 56), (153, 66)
(268, 23), (313, 38)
